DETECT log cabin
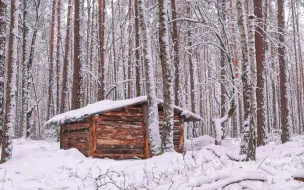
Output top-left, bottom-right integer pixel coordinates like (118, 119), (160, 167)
(46, 96), (202, 159)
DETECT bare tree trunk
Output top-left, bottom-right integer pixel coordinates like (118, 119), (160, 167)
(47, 0), (56, 118)
(237, 0), (255, 160)
(60, 0), (72, 113)
(56, 0), (61, 114)
(21, 0), (29, 138)
(1, 0), (19, 163)
(158, 0), (174, 152)
(277, 0), (291, 143)
(127, 0), (132, 99)
(171, 0), (180, 106)
(25, 0), (41, 138)
(71, 0), (83, 109)
(111, 0), (117, 100)
(134, 0), (141, 97)
(138, 0), (161, 155)
(97, 0), (105, 100)
(0, 0), (7, 143)
(254, 0), (267, 146)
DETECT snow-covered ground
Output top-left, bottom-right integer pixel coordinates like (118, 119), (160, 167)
(0, 136), (304, 190)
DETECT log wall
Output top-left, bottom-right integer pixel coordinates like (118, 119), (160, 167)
(60, 103), (185, 160)
(94, 106), (145, 159)
(60, 119), (90, 156)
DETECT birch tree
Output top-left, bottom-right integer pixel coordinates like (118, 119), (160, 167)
(158, 0), (174, 152)
(1, 0), (19, 163)
(138, 0), (161, 155)
(0, 0), (7, 142)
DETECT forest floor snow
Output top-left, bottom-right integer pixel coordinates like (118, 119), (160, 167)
(0, 136), (304, 189)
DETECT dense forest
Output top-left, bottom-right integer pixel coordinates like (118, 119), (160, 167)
(0, 0), (303, 164)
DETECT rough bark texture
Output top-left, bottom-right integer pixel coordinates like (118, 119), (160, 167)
(21, 0), (29, 138)
(254, 0), (267, 146)
(137, 0), (162, 155)
(158, 0), (175, 152)
(97, 0), (105, 101)
(25, 0), (41, 138)
(171, 0), (180, 106)
(134, 0), (141, 97)
(60, 0), (72, 113)
(277, 0), (291, 143)
(56, 0), (61, 115)
(237, 0), (251, 158)
(247, 16), (257, 161)
(0, 0), (6, 142)
(1, 0), (18, 163)
(71, 0), (83, 110)
(47, 0), (57, 119)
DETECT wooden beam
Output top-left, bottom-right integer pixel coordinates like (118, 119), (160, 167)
(179, 118), (185, 153)
(142, 103), (150, 158)
(60, 124), (63, 149)
(89, 116), (97, 157)
(294, 177), (304, 183)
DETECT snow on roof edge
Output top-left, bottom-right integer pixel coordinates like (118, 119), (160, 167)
(45, 96), (202, 126)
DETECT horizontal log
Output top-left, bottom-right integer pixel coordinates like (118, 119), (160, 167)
(96, 120), (143, 126)
(98, 149), (144, 154)
(96, 124), (143, 130)
(63, 123), (89, 130)
(96, 128), (143, 135)
(125, 106), (143, 111)
(95, 134), (144, 141)
(63, 128), (89, 134)
(94, 153), (144, 159)
(97, 139), (144, 146)
(97, 145), (144, 150)
(294, 177), (304, 183)
(100, 111), (143, 117)
(97, 116), (143, 122)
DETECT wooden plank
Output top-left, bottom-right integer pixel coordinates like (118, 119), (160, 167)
(89, 116), (97, 157)
(178, 118), (185, 153)
(94, 153), (144, 159)
(97, 115), (143, 122)
(100, 149), (144, 154)
(142, 103), (150, 159)
(96, 120), (143, 126)
(294, 177), (304, 183)
(101, 111), (143, 117)
(96, 145), (144, 149)
(97, 139), (144, 146)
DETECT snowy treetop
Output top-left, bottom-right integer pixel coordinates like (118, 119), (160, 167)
(45, 96), (202, 126)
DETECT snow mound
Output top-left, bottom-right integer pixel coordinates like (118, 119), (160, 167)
(185, 135), (215, 151)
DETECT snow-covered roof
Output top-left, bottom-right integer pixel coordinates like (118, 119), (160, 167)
(45, 96), (202, 126)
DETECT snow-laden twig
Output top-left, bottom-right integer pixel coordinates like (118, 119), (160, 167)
(198, 173), (267, 190)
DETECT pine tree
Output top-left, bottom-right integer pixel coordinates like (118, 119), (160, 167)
(254, 0), (267, 146)
(277, 0), (291, 143)
(60, 0), (72, 113)
(1, 0), (19, 163)
(71, 0), (83, 109)
(97, 0), (105, 101)
(47, 0), (56, 118)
